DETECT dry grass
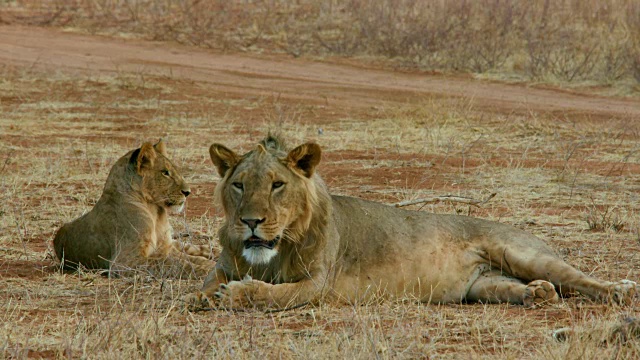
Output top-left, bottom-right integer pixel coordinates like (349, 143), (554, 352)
(1, 59), (639, 358)
(3, 0), (640, 94)
(1, 5), (640, 356)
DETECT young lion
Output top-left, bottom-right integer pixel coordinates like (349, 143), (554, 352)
(188, 135), (635, 310)
(53, 140), (214, 277)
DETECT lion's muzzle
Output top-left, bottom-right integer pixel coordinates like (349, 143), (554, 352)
(244, 235), (280, 250)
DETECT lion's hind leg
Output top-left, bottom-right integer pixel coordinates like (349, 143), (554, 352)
(157, 247), (215, 278)
(523, 280), (560, 307)
(489, 243), (636, 305)
(172, 241), (217, 260)
(466, 271), (559, 307)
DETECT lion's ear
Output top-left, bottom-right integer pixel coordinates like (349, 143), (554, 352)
(153, 139), (167, 157)
(286, 142), (321, 178)
(130, 142), (156, 173)
(209, 143), (239, 177)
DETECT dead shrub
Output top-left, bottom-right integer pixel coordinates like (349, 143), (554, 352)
(585, 204), (625, 233)
(4, 0), (640, 88)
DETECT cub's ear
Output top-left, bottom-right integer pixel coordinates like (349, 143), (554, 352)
(286, 142), (321, 178)
(153, 139), (167, 157)
(130, 142), (156, 173)
(209, 143), (239, 177)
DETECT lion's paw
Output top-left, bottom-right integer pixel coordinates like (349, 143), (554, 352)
(608, 280), (636, 305)
(524, 280), (559, 308)
(183, 291), (214, 312)
(214, 275), (261, 309)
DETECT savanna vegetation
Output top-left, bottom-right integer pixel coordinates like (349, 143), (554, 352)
(1, 1), (639, 358)
(3, 0), (640, 93)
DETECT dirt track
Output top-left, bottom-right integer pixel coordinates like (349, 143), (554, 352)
(1, 25), (638, 118)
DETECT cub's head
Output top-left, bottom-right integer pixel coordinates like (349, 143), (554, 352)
(130, 140), (191, 213)
(209, 136), (321, 265)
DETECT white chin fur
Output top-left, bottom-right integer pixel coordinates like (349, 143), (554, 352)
(242, 247), (277, 265)
(169, 203), (185, 214)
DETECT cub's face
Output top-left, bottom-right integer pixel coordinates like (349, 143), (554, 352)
(132, 141), (191, 213)
(145, 157), (191, 213)
(210, 140), (321, 265)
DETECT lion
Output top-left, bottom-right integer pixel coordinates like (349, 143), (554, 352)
(53, 140), (214, 278)
(187, 135), (635, 310)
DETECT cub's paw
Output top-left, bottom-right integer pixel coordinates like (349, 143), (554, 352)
(183, 291), (214, 312)
(176, 241), (217, 260)
(524, 280), (560, 308)
(608, 280), (636, 305)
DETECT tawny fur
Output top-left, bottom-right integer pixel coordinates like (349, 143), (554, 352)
(188, 135), (636, 309)
(53, 140), (214, 278)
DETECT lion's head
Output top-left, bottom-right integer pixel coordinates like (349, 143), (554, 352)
(209, 136), (323, 265)
(128, 140), (191, 213)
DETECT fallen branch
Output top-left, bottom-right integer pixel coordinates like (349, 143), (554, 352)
(394, 192), (497, 208)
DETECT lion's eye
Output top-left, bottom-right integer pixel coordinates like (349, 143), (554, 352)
(232, 182), (243, 190)
(161, 169), (171, 177)
(272, 181), (284, 189)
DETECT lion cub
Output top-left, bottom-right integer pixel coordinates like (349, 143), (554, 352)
(53, 140), (214, 277)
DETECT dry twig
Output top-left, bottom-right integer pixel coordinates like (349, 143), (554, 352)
(394, 192), (497, 208)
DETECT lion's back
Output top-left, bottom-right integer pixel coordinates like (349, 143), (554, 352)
(330, 194), (555, 260)
(53, 209), (114, 270)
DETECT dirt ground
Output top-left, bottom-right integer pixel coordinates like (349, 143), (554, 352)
(1, 25), (640, 358)
(3, 25), (640, 119)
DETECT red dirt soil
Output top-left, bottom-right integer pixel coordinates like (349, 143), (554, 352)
(1, 25), (638, 120)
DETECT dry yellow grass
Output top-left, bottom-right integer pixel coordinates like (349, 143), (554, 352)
(0, 17), (640, 359)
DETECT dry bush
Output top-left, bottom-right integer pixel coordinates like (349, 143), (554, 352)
(523, 1), (636, 85)
(585, 203), (626, 233)
(625, 2), (640, 83)
(3, 0), (640, 90)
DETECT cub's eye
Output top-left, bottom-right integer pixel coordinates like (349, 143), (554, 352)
(232, 182), (243, 190)
(161, 169), (171, 177)
(272, 181), (284, 189)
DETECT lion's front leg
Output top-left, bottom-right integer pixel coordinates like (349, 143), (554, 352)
(215, 276), (319, 310)
(183, 274), (271, 311)
(184, 267), (227, 311)
(214, 275), (273, 308)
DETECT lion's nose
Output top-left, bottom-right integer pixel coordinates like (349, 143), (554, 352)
(241, 218), (265, 230)
(181, 189), (191, 197)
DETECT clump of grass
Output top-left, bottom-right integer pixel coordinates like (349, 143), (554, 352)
(585, 203), (626, 233)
